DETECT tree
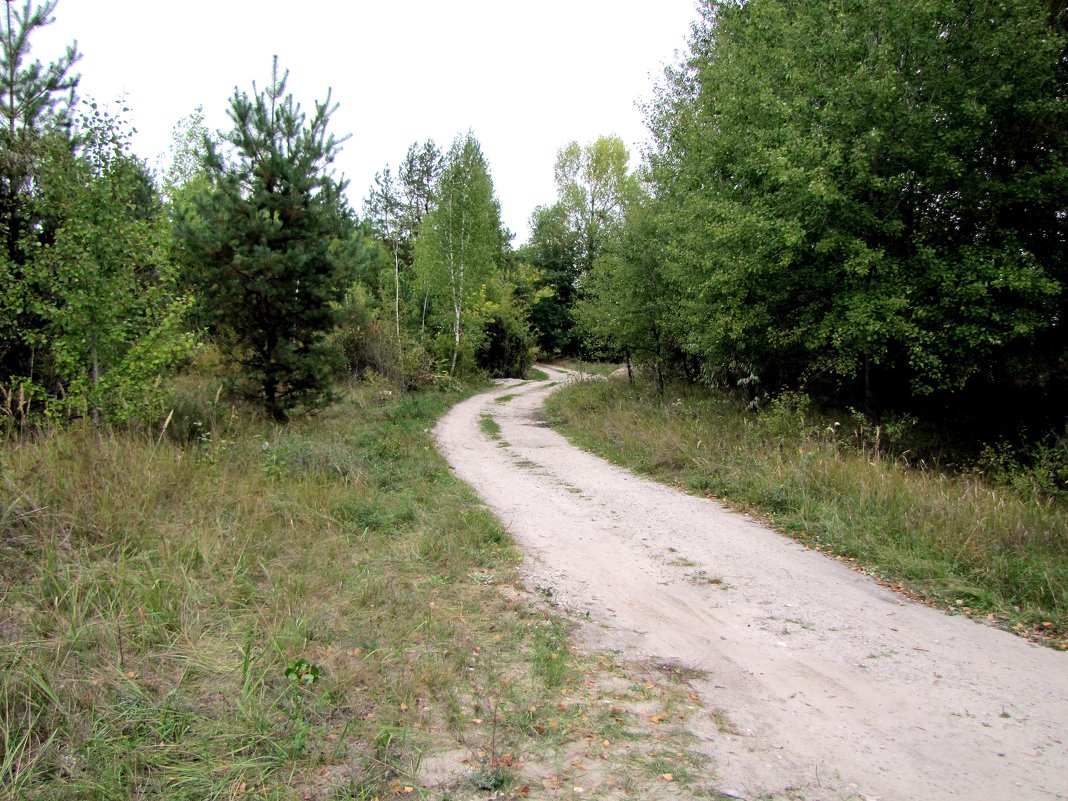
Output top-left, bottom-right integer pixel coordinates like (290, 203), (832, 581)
(30, 103), (194, 424)
(364, 139), (443, 339)
(364, 164), (405, 343)
(0, 0), (78, 399)
(647, 0), (1066, 424)
(177, 58), (352, 421)
(522, 136), (636, 358)
(553, 135), (636, 275)
(414, 132), (504, 374)
(575, 193), (678, 392)
(521, 202), (581, 355)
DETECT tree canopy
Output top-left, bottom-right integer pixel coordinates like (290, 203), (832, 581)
(634, 0), (1066, 425)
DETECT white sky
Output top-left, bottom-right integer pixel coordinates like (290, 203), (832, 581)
(34, 1), (698, 245)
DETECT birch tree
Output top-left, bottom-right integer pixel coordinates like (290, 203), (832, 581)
(414, 132), (503, 374)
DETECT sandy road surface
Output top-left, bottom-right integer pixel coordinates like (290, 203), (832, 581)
(434, 367), (1068, 800)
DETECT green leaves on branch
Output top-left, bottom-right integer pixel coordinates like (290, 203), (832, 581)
(3, 105), (194, 425)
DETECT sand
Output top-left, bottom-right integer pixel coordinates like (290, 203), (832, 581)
(434, 366), (1068, 800)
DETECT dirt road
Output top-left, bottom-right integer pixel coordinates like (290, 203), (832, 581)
(434, 367), (1068, 800)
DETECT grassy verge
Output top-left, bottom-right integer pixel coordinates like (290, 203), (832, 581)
(544, 377), (1068, 648)
(552, 361), (619, 377)
(1, 380), (714, 800)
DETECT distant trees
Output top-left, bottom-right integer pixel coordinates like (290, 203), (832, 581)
(521, 135), (636, 357)
(364, 139), (444, 343)
(177, 59), (353, 421)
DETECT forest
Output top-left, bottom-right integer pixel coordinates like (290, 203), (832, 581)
(0, 0), (1065, 798)
(1, 0), (1064, 478)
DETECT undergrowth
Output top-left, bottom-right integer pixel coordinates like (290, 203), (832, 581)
(545, 377), (1068, 647)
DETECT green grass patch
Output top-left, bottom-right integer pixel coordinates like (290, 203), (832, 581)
(478, 412), (502, 439)
(494, 393), (518, 404)
(524, 367), (550, 381)
(545, 378), (1068, 646)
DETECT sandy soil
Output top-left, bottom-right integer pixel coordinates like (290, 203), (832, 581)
(434, 366), (1068, 801)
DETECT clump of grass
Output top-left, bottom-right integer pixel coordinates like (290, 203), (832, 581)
(478, 413), (502, 439)
(524, 367), (550, 381)
(545, 378), (1068, 644)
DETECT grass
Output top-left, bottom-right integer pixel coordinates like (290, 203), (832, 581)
(0, 376), (715, 800)
(478, 412), (502, 440)
(524, 368), (550, 381)
(545, 377), (1068, 647)
(553, 360), (620, 377)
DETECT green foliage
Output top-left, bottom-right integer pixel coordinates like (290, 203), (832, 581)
(29, 105), (195, 423)
(177, 58), (353, 421)
(644, 0), (1066, 424)
(284, 659), (322, 686)
(522, 137), (638, 358)
(0, 0), (80, 418)
(414, 132), (505, 375)
(477, 271), (534, 379)
(575, 193), (680, 388)
(553, 135), (637, 275)
(521, 202), (581, 356)
(0, 104), (194, 427)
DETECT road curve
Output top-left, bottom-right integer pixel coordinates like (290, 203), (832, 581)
(434, 366), (1068, 801)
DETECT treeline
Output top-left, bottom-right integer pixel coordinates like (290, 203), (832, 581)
(563, 0), (1066, 458)
(0, 1), (535, 428)
(3, 0), (1065, 456)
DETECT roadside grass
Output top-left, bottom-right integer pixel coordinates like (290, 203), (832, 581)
(545, 377), (1068, 646)
(524, 368), (550, 382)
(553, 361), (619, 377)
(1, 377), (714, 800)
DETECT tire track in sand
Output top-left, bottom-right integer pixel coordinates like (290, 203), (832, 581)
(434, 366), (1068, 801)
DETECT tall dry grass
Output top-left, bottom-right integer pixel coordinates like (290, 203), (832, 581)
(546, 378), (1068, 642)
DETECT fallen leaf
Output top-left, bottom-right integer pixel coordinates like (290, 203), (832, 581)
(661, 773), (674, 781)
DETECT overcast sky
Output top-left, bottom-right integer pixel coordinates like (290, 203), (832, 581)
(34, 1), (698, 244)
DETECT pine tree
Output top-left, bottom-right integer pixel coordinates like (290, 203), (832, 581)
(178, 58), (352, 421)
(0, 0), (79, 395)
